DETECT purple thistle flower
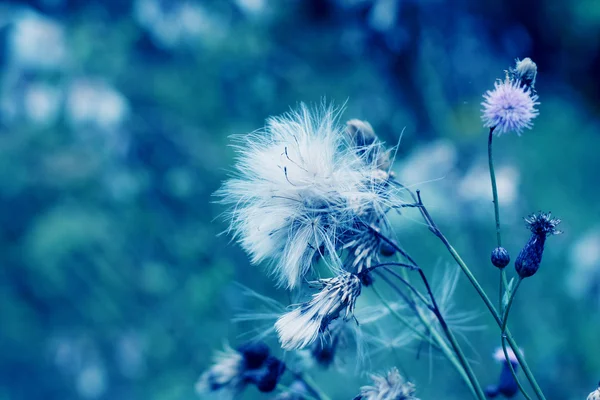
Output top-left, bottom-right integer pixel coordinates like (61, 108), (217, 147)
(481, 79), (539, 135)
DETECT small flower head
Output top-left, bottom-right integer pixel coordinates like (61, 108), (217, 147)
(509, 57), (538, 91)
(516, 212), (561, 278)
(355, 368), (419, 400)
(524, 212), (562, 237)
(275, 272), (362, 350)
(481, 79), (539, 135)
(491, 247), (511, 269)
(218, 104), (397, 289)
(195, 345), (245, 396)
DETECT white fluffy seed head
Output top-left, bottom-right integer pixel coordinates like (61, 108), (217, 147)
(218, 103), (396, 288)
(357, 368), (419, 400)
(195, 345), (244, 397)
(275, 272), (362, 350)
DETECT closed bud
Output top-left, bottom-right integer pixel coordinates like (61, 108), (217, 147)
(346, 119), (377, 148)
(491, 247), (511, 268)
(511, 57), (537, 91)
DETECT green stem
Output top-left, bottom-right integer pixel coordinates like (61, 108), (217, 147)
(407, 190), (546, 400)
(371, 283), (438, 347)
(415, 268), (487, 400)
(488, 127), (502, 247)
(431, 234), (547, 400)
(499, 277), (534, 400)
(396, 268), (478, 398)
(501, 338), (533, 400)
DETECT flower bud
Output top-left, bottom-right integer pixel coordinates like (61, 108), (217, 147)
(510, 57), (537, 91)
(346, 119), (377, 148)
(515, 212), (561, 279)
(491, 247), (511, 268)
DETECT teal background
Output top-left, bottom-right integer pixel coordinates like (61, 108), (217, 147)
(1, 0), (599, 399)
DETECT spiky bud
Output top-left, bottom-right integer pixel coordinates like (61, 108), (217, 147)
(491, 247), (511, 269)
(515, 212), (561, 279)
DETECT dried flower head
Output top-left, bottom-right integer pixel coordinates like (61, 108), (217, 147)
(355, 368), (418, 400)
(481, 79), (539, 135)
(275, 272), (362, 350)
(218, 104), (396, 288)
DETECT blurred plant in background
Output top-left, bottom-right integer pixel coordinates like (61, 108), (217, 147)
(1, 0), (600, 399)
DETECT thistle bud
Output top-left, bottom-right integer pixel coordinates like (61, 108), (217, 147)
(491, 247), (511, 269)
(515, 212), (561, 279)
(346, 119), (377, 148)
(509, 57), (537, 91)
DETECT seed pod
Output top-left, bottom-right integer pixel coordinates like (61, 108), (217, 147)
(491, 247), (511, 269)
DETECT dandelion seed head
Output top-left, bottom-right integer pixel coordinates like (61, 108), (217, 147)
(357, 368), (419, 400)
(481, 79), (539, 136)
(218, 104), (396, 288)
(275, 272), (362, 350)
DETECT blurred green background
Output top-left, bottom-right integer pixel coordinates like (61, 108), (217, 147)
(1, 0), (599, 399)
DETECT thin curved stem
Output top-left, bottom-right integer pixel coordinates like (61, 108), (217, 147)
(370, 278), (440, 349)
(409, 190), (547, 400)
(499, 277), (534, 400)
(372, 231), (486, 400)
(501, 338), (533, 400)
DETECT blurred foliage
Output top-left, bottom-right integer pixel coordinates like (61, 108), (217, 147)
(0, 0), (599, 399)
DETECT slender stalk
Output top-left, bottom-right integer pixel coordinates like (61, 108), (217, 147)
(415, 266), (486, 400)
(372, 231), (485, 400)
(370, 279), (440, 350)
(502, 278), (523, 332)
(488, 127), (502, 247)
(499, 277), (534, 400)
(393, 268), (478, 398)
(412, 194), (547, 400)
(501, 338), (533, 400)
